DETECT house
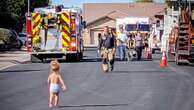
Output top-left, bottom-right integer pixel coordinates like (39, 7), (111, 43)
(82, 3), (166, 46)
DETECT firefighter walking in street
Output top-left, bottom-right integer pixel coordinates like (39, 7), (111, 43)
(100, 26), (116, 72)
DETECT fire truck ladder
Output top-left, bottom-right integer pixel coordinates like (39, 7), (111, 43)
(176, 15), (194, 64)
(176, 21), (190, 64)
(171, 0), (194, 65)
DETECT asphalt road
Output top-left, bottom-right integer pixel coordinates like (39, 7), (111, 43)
(0, 48), (194, 110)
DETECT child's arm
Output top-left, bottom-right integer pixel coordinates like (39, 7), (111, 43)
(58, 74), (66, 91)
(47, 75), (51, 84)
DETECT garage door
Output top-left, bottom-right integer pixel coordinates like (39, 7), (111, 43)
(91, 30), (102, 46)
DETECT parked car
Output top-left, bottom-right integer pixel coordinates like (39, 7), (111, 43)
(11, 30), (23, 47)
(0, 28), (23, 51)
(18, 33), (27, 46)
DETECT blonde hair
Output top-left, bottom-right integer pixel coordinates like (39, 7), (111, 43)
(50, 59), (60, 73)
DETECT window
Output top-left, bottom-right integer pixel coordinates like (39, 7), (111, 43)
(138, 24), (150, 32)
(125, 24), (137, 32)
(125, 24), (150, 32)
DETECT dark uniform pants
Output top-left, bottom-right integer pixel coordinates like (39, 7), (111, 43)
(136, 46), (142, 60)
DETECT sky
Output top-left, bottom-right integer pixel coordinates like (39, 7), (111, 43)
(52, 0), (165, 7)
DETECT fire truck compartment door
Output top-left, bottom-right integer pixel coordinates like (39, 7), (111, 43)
(40, 28), (62, 50)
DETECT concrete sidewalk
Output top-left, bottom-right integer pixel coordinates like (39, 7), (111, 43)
(0, 49), (30, 70)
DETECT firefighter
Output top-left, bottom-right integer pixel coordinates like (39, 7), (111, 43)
(41, 14), (48, 47)
(56, 14), (61, 31)
(101, 26), (116, 72)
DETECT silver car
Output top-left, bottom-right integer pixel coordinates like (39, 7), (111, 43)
(18, 33), (27, 46)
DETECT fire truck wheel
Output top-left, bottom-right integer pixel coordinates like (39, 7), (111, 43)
(66, 54), (80, 62)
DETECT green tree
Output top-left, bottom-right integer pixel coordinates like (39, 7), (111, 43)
(0, 0), (49, 32)
(0, 0), (7, 12)
(166, 0), (177, 8)
(0, 0), (49, 15)
(5, 0), (25, 16)
(0, 13), (19, 30)
(31, 0), (50, 10)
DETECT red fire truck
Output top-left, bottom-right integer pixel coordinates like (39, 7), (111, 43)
(26, 6), (84, 62)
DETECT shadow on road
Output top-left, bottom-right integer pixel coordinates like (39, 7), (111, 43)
(57, 103), (129, 108)
(0, 48), (26, 53)
(112, 70), (173, 74)
(81, 57), (102, 62)
(83, 47), (97, 51)
(38, 56), (102, 63)
(0, 69), (44, 73)
(0, 55), (9, 57)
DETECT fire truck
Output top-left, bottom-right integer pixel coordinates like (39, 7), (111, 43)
(116, 17), (150, 33)
(166, 1), (194, 65)
(116, 17), (150, 50)
(26, 6), (84, 62)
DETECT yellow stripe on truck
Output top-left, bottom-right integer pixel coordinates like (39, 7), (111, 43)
(63, 25), (70, 33)
(32, 13), (41, 38)
(62, 31), (71, 42)
(61, 12), (70, 25)
(34, 14), (41, 23)
(61, 12), (71, 48)
(62, 39), (69, 47)
(32, 25), (39, 35)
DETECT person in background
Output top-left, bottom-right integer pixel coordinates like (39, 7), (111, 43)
(135, 31), (143, 60)
(126, 34), (136, 61)
(56, 14), (61, 31)
(41, 14), (48, 47)
(144, 33), (149, 49)
(117, 25), (127, 61)
(97, 33), (103, 54)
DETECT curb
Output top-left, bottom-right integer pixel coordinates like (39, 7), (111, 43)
(0, 59), (30, 70)
(0, 56), (30, 70)
(0, 64), (17, 71)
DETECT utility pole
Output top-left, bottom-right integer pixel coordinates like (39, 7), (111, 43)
(26, 0), (32, 52)
(49, 0), (52, 6)
(28, 0), (30, 16)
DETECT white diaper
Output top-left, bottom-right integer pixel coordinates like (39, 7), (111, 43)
(50, 83), (60, 93)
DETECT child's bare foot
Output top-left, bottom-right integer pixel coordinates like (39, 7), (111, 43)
(49, 104), (53, 108)
(54, 100), (58, 107)
(54, 103), (58, 107)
